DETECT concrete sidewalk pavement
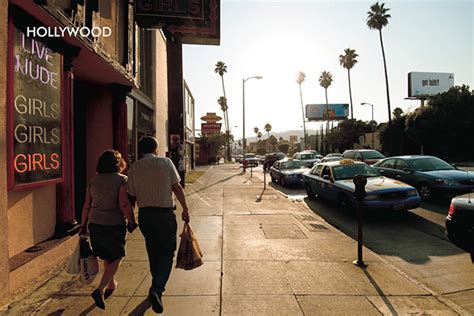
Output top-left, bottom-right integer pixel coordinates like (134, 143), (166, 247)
(2, 164), (466, 315)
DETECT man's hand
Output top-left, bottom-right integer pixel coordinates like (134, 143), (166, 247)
(79, 224), (87, 235)
(182, 208), (190, 223)
(127, 221), (138, 233)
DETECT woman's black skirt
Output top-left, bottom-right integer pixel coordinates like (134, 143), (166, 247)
(88, 223), (126, 262)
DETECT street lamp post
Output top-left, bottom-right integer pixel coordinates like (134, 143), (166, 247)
(361, 102), (375, 149)
(296, 72), (307, 150)
(242, 76), (263, 171)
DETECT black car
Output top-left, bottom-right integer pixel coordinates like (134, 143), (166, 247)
(446, 193), (474, 262)
(374, 155), (474, 201)
(270, 159), (307, 187)
(264, 152), (286, 171)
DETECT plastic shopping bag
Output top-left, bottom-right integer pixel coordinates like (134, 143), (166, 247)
(176, 223), (203, 270)
(65, 241), (80, 274)
(79, 236), (99, 284)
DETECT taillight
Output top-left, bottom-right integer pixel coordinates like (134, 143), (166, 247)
(448, 203), (455, 216)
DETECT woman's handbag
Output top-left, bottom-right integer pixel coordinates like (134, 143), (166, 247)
(65, 241), (81, 274)
(176, 223), (203, 270)
(79, 236), (99, 284)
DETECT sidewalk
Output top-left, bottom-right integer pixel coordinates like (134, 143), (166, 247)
(2, 164), (465, 315)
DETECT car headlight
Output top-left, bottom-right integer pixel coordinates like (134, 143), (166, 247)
(435, 179), (457, 186)
(365, 194), (380, 201)
(406, 189), (418, 197)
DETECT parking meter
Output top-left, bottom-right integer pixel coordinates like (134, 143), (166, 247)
(353, 174), (367, 268)
(353, 175), (367, 202)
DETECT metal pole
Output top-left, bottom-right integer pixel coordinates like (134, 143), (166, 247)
(371, 104), (375, 149)
(242, 79), (246, 172)
(299, 84), (307, 150)
(356, 200), (365, 266)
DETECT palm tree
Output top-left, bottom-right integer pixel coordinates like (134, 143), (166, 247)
(296, 71), (307, 148)
(319, 71), (333, 133)
(218, 96), (228, 132)
(257, 131), (262, 141)
(264, 123), (272, 138)
(215, 61), (231, 159)
(254, 127), (259, 135)
(339, 48), (358, 120)
(367, 2), (392, 126)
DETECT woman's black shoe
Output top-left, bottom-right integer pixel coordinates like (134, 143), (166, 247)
(104, 288), (115, 299)
(91, 289), (105, 310)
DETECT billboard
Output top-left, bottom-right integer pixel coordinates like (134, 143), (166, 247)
(408, 72), (454, 98)
(306, 104), (349, 121)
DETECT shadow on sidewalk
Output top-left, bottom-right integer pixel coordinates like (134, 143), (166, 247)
(362, 269), (398, 315)
(185, 172), (243, 197)
(128, 298), (152, 315)
(304, 197), (465, 265)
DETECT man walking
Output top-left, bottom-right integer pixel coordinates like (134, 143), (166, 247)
(127, 137), (190, 313)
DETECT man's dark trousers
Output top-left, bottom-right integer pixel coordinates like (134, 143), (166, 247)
(138, 207), (177, 294)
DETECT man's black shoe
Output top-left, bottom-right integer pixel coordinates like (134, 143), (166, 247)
(148, 292), (164, 313)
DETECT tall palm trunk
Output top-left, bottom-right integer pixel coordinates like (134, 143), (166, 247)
(379, 29), (391, 126)
(347, 69), (353, 120)
(325, 88), (329, 134)
(220, 75), (231, 160)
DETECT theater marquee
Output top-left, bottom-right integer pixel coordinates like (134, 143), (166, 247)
(135, 0), (220, 45)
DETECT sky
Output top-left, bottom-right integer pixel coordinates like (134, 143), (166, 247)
(183, 0), (473, 140)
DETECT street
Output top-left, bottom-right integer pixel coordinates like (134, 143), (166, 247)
(250, 164), (474, 310)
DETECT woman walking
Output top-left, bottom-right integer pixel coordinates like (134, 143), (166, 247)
(80, 150), (137, 310)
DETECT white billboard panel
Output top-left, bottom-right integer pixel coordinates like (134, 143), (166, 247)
(408, 72), (454, 97)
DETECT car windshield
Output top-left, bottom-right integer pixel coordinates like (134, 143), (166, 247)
(410, 157), (455, 171)
(361, 151), (385, 159)
(300, 154), (315, 159)
(332, 164), (381, 180)
(245, 154), (256, 158)
(281, 161), (302, 169)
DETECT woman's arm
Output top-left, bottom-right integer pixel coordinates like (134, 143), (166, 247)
(80, 189), (92, 234)
(119, 184), (136, 226)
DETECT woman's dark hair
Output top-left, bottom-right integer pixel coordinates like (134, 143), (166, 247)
(139, 136), (158, 155)
(96, 150), (126, 174)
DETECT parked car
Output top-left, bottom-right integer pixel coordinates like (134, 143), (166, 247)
(318, 156), (343, 164)
(263, 152), (287, 171)
(341, 149), (385, 165)
(324, 153), (342, 158)
(243, 153), (259, 168)
(293, 151), (320, 168)
(234, 155), (243, 163)
(303, 159), (421, 213)
(446, 193), (474, 262)
(373, 156), (474, 201)
(270, 159), (307, 187)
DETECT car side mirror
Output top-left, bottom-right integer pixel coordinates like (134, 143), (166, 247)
(451, 163), (458, 169)
(323, 175), (330, 181)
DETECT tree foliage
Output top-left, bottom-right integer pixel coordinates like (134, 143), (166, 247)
(379, 85), (474, 161)
(323, 119), (374, 152)
(278, 143), (290, 154)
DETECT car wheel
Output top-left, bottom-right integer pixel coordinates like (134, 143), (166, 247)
(306, 184), (316, 200)
(417, 183), (431, 201)
(338, 194), (353, 213)
(281, 177), (286, 187)
(271, 175), (275, 182)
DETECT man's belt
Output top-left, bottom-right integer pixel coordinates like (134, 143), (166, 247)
(140, 206), (176, 212)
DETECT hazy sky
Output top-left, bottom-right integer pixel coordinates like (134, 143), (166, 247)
(183, 0), (473, 139)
